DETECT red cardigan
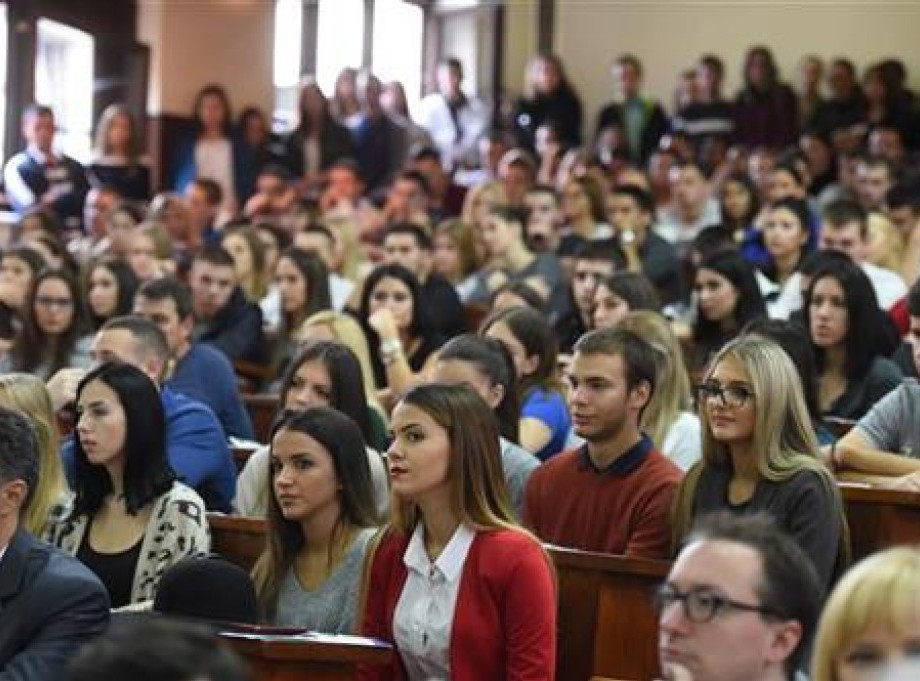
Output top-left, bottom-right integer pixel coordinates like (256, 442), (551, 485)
(357, 527), (556, 681)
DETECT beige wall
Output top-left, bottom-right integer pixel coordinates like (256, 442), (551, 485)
(503, 0), (539, 96)
(138, 0), (275, 117)
(549, 1), (920, 140)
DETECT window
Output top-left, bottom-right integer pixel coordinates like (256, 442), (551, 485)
(316, 0), (365, 97)
(372, 0), (423, 116)
(273, 0), (304, 129)
(34, 18), (94, 163)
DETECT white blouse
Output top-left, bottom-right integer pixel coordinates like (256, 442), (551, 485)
(393, 522), (475, 681)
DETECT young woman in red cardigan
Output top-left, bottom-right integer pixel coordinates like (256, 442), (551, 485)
(358, 383), (556, 681)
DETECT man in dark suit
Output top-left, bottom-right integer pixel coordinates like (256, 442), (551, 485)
(0, 406), (109, 680)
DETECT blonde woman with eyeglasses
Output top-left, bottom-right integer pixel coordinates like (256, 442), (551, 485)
(671, 334), (848, 591)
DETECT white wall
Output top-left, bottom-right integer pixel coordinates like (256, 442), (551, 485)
(549, 1), (920, 140)
(138, 0), (275, 116)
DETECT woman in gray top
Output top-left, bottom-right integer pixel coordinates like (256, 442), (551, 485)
(251, 407), (380, 632)
(431, 334), (540, 518)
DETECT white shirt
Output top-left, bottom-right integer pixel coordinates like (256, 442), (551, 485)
(418, 93), (490, 172)
(194, 138), (236, 216)
(393, 522), (476, 681)
(862, 261), (907, 311)
(329, 273), (355, 312)
(654, 197), (721, 255)
(662, 411), (702, 471)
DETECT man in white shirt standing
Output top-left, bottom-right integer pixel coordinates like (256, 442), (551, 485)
(418, 58), (490, 174)
(819, 198), (906, 310)
(0, 406), (109, 677)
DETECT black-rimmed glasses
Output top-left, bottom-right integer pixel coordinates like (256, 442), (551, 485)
(654, 583), (779, 623)
(694, 382), (755, 409)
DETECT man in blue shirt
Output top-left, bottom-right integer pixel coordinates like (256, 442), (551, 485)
(134, 277), (253, 440)
(53, 316), (237, 512)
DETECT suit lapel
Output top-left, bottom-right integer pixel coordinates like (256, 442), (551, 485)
(0, 527), (32, 607)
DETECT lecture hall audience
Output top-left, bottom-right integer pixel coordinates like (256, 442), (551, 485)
(8, 37), (920, 681)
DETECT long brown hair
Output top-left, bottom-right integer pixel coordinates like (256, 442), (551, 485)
(251, 408), (380, 620)
(390, 384), (516, 534)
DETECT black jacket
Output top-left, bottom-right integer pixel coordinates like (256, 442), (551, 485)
(194, 287), (268, 367)
(0, 528), (110, 679)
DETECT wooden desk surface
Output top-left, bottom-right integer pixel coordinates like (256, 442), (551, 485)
(221, 630), (392, 681)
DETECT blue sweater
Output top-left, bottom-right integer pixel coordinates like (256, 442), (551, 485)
(62, 387), (236, 512)
(166, 343), (254, 440)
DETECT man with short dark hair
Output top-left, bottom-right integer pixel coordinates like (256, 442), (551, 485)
(808, 58), (868, 147)
(184, 177), (224, 252)
(410, 146), (467, 219)
(4, 105), (90, 232)
(672, 54), (735, 156)
(656, 160), (721, 257)
(189, 245), (267, 366)
(856, 155), (896, 211)
(383, 222), (465, 338)
(658, 512), (822, 681)
(469, 204), (567, 316)
(0, 406), (110, 677)
(418, 57), (490, 173)
(595, 54), (669, 165)
(135, 277), (253, 440)
(380, 170), (432, 227)
(820, 198), (906, 309)
(66, 616), (250, 681)
(608, 184), (682, 303)
(243, 164), (298, 219)
(294, 225), (355, 311)
(523, 328), (681, 557)
(554, 241), (624, 354)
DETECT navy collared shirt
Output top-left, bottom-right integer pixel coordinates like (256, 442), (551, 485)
(578, 433), (654, 477)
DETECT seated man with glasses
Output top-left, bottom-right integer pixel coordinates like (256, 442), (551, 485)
(659, 511), (822, 681)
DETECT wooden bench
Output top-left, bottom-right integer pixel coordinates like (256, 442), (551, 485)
(841, 485), (920, 561)
(220, 627), (392, 681)
(242, 394), (280, 444)
(208, 488), (920, 681)
(209, 513), (267, 572)
(549, 547), (668, 681)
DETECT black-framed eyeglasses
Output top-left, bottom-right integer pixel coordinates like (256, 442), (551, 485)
(694, 382), (755, 409)
(654, 583), (779, 623)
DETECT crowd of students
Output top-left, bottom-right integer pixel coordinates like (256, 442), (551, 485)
(4, 44), (920, 681)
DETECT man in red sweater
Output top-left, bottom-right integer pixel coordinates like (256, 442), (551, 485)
(523, 327), (682, 558)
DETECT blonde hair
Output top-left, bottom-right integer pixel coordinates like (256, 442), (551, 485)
(812, 547), (920, 681)
(671, 336), (849, 568)
(618, 310), (692, 448)
(461, 181), (506, 229)
(433, 219), (482, 282)
(866, 210), (904, 272)
(297, 310), (383, 418)
(0, 374), (67, 536)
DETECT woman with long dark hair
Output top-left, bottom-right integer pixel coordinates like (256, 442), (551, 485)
(690, 249), (767, 375)
(252, 407), (379, 631)
(84, 258), (139, 331)
(6, 269), (92, 380)
(432, 334), (540, 518)
(805, 258), (902, 419)
(360, 263), (441, 395)
(734, 46), (799, 149)
(47, 362), (209, 608)
(284, 78), (354, 191)
(481, 305), (571, 461)
(236, 340), (389, 518)
(170, 84), (254, 217)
